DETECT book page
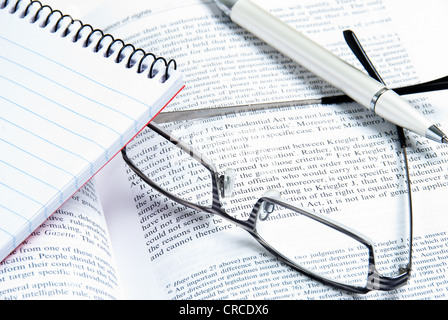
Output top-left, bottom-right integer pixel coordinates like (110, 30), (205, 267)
(0, 180), (123, 300)
(385, 1), (448, 81)
(92, 0), (448, 299)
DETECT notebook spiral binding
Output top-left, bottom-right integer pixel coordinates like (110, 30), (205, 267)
(1, 0), (177, 82)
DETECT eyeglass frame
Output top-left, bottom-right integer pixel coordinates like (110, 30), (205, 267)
(119, 29), (448, 294)
(122, 119), (412, 294)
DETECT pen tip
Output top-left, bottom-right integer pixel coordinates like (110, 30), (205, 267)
(426, 125), (448, 144)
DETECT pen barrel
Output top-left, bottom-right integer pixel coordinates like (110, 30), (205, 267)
(375, 90), (431, 136)
(230, 0), (384, 108)
(230, 0), (435, 137)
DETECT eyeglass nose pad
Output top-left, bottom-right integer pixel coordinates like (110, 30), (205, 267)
(259, 190), (281, 220)
(220, 168), (236, 198)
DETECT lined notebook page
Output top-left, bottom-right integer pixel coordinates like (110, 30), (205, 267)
(0, 2), (183, 261)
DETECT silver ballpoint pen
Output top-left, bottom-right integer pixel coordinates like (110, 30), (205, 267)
(212, 0), (447, 143)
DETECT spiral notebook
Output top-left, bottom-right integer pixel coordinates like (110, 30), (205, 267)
(0, 1), (183, 261)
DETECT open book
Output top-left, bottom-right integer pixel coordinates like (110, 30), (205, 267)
(1, 0), (447, 300)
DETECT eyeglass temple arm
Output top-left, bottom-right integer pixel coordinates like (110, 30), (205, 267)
(323, 30), (448, 105)
(343, 29), (408, 145)
(394, 75), (448, 95)
(344, 29), (448, 95)
(343, 29), (413, 274)
(343, 30), (448, 94)
(321, 74), (448, 104)
(342, 30), (385, 83)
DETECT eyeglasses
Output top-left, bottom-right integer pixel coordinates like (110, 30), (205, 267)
(122, 31), (446, 293)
